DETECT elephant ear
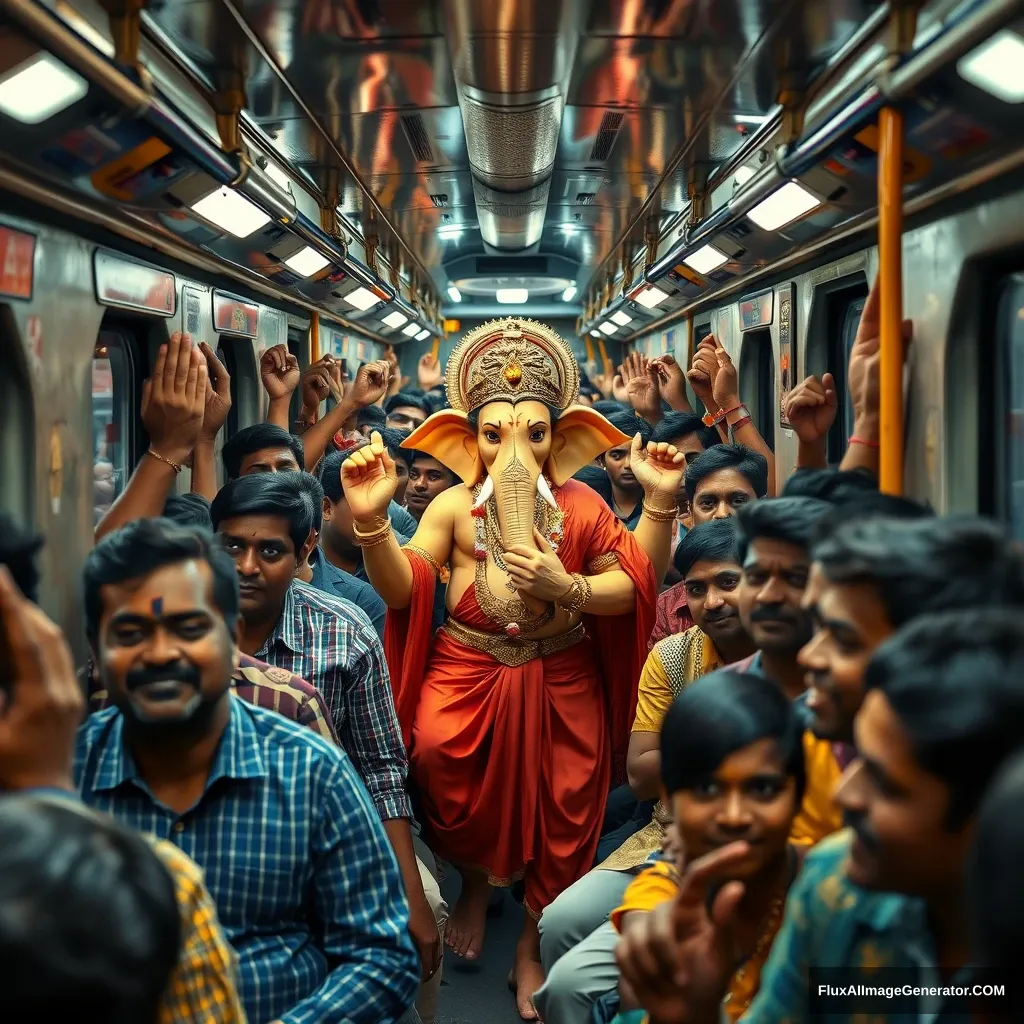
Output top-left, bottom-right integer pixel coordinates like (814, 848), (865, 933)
(401, 409), (482, 486)
(546, 405), (631, 486)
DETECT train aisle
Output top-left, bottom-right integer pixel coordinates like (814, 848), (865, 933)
(436, 875), (527, 1024)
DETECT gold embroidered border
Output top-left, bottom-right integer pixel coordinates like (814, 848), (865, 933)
(587, 551), (620, 574)
(402, 544), (442, 578)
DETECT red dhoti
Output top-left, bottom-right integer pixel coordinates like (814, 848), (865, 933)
(385, 481), (656, 914)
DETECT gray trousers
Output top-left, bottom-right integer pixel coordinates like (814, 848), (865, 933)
(533, 868), (633, 1024)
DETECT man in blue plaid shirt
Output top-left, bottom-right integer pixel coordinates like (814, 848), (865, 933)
(75, 517), (420, 1024)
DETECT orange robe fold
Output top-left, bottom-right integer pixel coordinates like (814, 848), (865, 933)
(384, 480), (657, 912)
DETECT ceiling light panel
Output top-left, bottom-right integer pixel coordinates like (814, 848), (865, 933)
(562, 286), (578, 302)
(344, 286), (381, 311)
(284, 246), (330, 277)
(957, 29), (1024, 103)
(634, 286), (668, 309)
(447, 285), (462, 302)
(0, 53), (88, 124)
(746, 181), (821, 232)
(683, 244), (729, 275)
(496, 288), (528, 304)
(598, 321), (618, 335)
(415, 329), (430, 341)
(402, 322), (421, 337)
(611, 310), (632, 326)
(382, 311), (408, 328)
(191, 186), (271, 239)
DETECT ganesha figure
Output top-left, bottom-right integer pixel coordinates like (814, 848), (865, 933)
(341, 318), (684, 1018)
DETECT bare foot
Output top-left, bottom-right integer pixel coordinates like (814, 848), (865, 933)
(445, 869), (491, 960)
(508, 953), (545, 1021)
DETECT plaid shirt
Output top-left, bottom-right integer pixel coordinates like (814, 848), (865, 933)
(148, 837), (247, 1024)
(74, 696), (419, 1024)
(255, 580), (412, 822)
(648, 580), (695, 651)
(90, 654), (340, 749)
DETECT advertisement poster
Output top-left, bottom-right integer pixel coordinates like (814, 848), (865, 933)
(778, 284), (794, 430)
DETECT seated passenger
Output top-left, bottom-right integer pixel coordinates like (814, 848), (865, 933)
(534, 519), (750, 1024)
(209, 474), (444, 1005)
(610, 669), (807, 1023)
(386, 392), (431, 431)
(683, 445), (768, 525)
(77, 518), (420, 1024)
(0, 543), (246, 1024)
(617, 608), (1024, 1024)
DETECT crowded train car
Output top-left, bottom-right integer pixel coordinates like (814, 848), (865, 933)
(1, 1), (1024, 1023)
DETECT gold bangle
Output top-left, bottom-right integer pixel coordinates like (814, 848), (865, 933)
(352, 519), (392, 546)
(557, 573), (592, 614)
(641, 500), (679, 523)
(146, 448), (182, 475)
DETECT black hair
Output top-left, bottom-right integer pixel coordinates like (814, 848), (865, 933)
(0, 797), (180, 1024)
(810, 490), (932, 550)
(683, 444), (769, 502)
(970, 750), (1024, 1008)
(83, 518), (240, 644)
(162, 493), (213, 530)
(813, 515), (1024, 629)
(319, 449), (346, 504)
(356, 405), (387, 429)
(385, 392), (431, 417)
(661, 669), (806, 805)
(603, 410), (652, 448)
(407, 451), (457, 481)
(210, 473), (318, 557)
(221, 423), (304, 480)
(864, 609), (1024, 829)
(651, 412), (719, 451)
(423, 389), (449, 413)
(574, 464), (611, 499)
(293, 472), (325, 534)
(591, 399), (630, 417)
(781, 467), (877, 503)
(673, 518), (741, 579)
(381, 427), (415, 468)
(735, 496), (832, 564)
(0, 512), (43, 602)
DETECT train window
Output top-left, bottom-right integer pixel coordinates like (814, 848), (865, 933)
(998, 274), (1024, 542)
(92, 331), (132, 528)
(0, 308), (33, 524)
(739, 329), (776, 452)
(216, 341), (242, 438)
(287, 325), (308, 426)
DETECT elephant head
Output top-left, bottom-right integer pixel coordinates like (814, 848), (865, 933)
(402, 400), (629, 550)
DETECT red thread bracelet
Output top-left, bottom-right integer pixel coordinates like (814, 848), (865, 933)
(849, 436), (880, 448)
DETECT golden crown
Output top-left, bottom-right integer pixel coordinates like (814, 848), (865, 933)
(445, 318), (580, 413)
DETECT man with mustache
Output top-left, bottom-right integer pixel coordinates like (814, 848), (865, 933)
(74, 517), (420, 1024)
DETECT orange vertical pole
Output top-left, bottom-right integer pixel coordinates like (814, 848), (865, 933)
(878, 106), (904, 495)
(310, 311), (321, 361)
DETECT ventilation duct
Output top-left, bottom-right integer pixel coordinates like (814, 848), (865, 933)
(443, 1), (587, 251)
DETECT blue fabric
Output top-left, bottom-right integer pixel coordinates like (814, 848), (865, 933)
(389, 500), (418, 538)
(591, 990), (623, 1023)
(309, 547), (386, 639)
(75, 696), (419, 1024)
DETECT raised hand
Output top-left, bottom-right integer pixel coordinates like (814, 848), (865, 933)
(591, 368), (615, 400)
(340, 430), (398, 522)
(199, 342), (232, 442)
(259, 343), (300, 402)
(300, 356), (343, 414)
(503, 527), (574, 603)
(348, 360), (391, 408)
(141, 332), (208, 465)
(785, 373), (838, 444)
(615, 842), (748, 1024)
(686, 338), (719, 411)
(418, 352), (443, 390)
(623, 351), (662, 422)
(629, 435), (685, 507)
(710, 340), (740, 411)
(612, 367), (629, 404)
(651, 353), (692, 412)
(848, 278), (910, 431)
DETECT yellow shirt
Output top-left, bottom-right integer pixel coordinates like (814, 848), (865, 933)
(789, 731), (844, 847)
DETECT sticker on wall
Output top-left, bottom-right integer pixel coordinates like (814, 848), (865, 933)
(0, 225), (36, 300)
(49, 424), (63, 516)
(778, 284), (795, 430)
(357, 340), (367, 361)
(212, 292), (259, 337)
(183, 289), (202, 337)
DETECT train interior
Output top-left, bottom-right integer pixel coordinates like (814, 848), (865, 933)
(1, 0), (1024, 1021)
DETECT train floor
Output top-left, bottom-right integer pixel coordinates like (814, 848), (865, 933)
(435, 872), (531, 1024)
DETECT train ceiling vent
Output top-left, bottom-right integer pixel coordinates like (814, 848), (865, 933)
(475, 256), (549, 275)
(576, 192), (596, 204)
(589, 112), (625, 162)
(430, 193), (449, 207)
(401, 114), (434, 164)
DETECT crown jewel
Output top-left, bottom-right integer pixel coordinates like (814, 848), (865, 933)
(445, 317), (580, 413)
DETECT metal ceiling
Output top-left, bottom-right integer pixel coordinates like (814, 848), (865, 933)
(117, 0), (888, 314)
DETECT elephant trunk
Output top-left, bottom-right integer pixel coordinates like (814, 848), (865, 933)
(494, 449), (539, 551)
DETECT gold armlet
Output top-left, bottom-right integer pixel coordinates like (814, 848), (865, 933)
(641, 500), (679, 523)
(587, 552), (619, 574)
(402, 544), (441, 577)
(556, 573), (592, 614)
(353, 518), (393, 547)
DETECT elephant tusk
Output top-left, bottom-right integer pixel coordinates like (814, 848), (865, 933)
(537, 476), (559, 509)
(473, 475), (494, 509)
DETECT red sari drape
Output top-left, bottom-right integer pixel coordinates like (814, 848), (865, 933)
(384, 480), (657, 912)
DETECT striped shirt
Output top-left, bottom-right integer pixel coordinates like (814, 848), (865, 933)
(255, 580), (412, 822)
(74, 695), (420, 1024)
(90, 653), (340, 747)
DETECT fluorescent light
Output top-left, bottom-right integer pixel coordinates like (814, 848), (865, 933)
(415, 329), (430, 341)
(957, 29), (1024, 103)
(684, 244), (728, 275)
(634, 285), (668, 309)
(447, 285), (462, 303)
(734, 166), (757, 186)
(264, 162), (293, 191)
(589, 330), (602, 338)
(344, 286), (381, 311)
(747, 181), (821, 231)
(402, 322), (420, 337)
(562, 286), (578, 302)
(382, 311), (408, 329)
(734, 114), (769, 125)
(0, 53), (88, 125)
(191, 186), (271, 239)
(611, 310), (632, 326)
(284, 246), (330, 277)
(439, 225), (463, 240)
(496, 288), (528, 304)
(599, 321), (618, 335)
